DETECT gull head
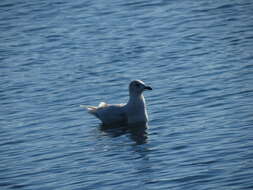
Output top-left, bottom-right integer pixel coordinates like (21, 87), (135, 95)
(129, 80), (152, 95)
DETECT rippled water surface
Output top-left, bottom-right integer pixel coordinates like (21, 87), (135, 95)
(1, 0), (253, 189)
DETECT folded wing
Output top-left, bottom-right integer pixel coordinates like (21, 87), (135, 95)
(80, 102), (127, 125)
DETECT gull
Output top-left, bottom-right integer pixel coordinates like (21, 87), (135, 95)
(80, 80), (152, 125)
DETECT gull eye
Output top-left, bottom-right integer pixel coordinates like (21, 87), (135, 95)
(136, 83), (140, 87)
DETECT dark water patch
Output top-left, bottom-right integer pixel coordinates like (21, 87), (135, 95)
(0, 139), (26, 147)
(171, 144), (188, 151)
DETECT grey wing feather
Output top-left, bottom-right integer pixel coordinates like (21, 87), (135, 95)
(80, 103), (127, 124)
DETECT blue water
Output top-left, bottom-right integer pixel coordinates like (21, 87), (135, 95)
(1, 0), (253, 189)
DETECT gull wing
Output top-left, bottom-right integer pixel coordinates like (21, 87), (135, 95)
(81, 102), (127, 124)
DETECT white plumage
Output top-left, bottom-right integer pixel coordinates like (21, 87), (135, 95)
(80, 80), (152, 125)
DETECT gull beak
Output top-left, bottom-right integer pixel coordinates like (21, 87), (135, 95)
(144, 86), (152, 90)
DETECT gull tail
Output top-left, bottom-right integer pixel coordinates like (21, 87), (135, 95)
(80, 102), (108, 118)
(80, 105), (98, 115)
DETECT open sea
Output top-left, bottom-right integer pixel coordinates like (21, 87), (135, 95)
(1, 0), (253, 189)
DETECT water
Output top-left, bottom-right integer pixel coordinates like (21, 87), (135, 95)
(1, 0), (253, 189)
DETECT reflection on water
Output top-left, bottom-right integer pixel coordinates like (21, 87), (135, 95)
(100, 122), (148, 145)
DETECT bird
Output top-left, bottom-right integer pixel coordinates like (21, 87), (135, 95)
(80, 80), (152, 125)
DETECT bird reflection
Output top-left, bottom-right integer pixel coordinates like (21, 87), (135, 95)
(100, 122), (148, 145)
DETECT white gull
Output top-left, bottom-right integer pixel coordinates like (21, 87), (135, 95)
(80, 80), (152, 125)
